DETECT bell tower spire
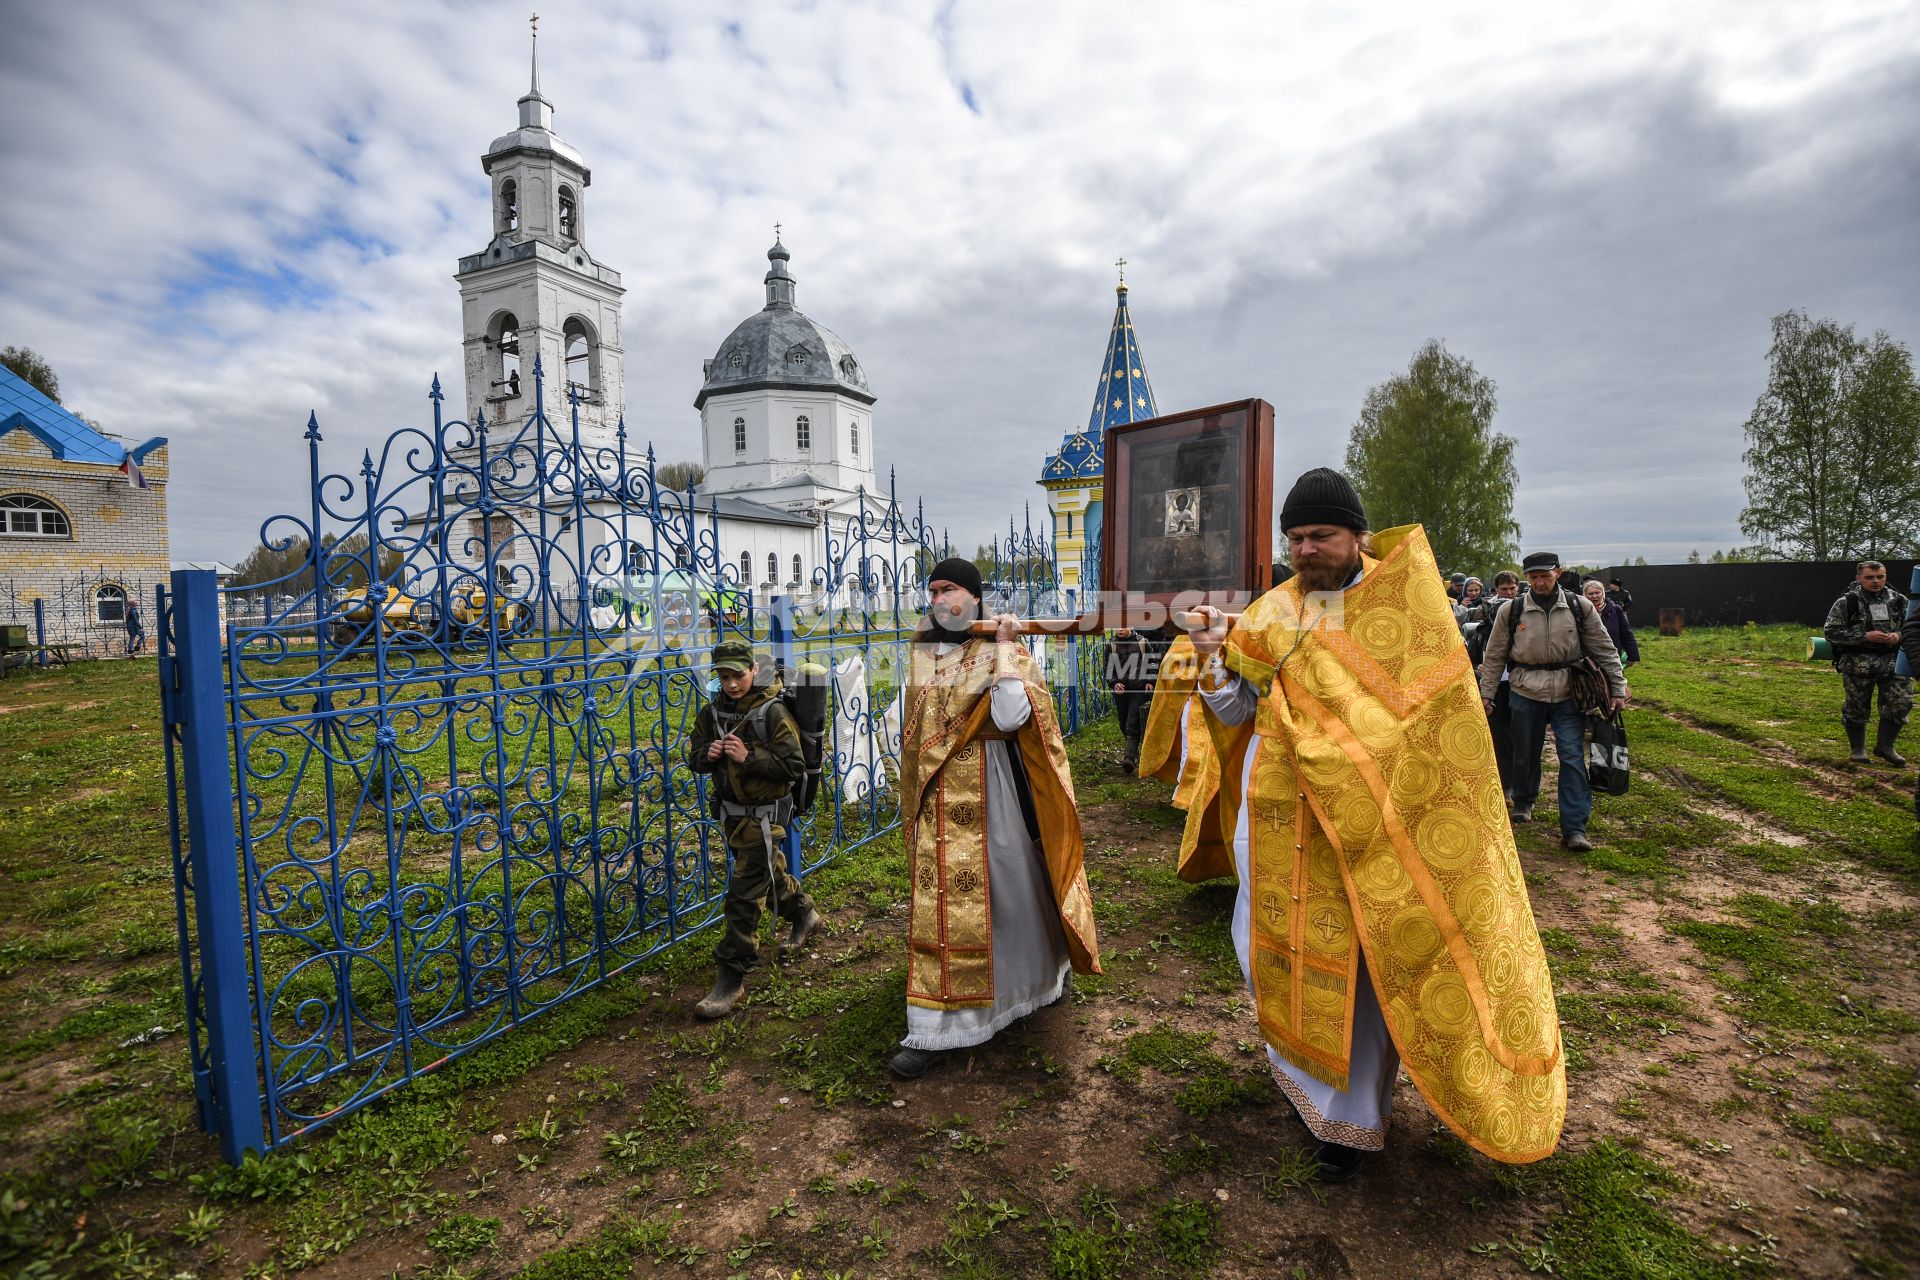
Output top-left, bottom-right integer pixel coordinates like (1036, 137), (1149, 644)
(455, 18), (626, 453)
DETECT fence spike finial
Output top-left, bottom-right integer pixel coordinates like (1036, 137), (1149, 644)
(361, 450), (376, 479)
(304, 411), (321, 442)
(428, 373), (443, 402)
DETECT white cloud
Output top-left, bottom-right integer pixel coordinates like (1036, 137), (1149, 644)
(1, 0), (1915, 565)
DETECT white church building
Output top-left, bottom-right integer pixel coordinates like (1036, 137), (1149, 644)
(452, 39), (917, 612)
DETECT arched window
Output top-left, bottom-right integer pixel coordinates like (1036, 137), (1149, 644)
(1, 494), (71, 538)
(95, 584), (127, 624)
(795, 415), (811, 451)
(727, 349), (744, 370)
(499, 179), (519, 234)
(740, 551), (752, 582)
(851, 421), (860, 457)
(766, 552), (778, 583)
(557, 185), (577, 239)
(792, 554), (802, 583)
(732, 417), (746, 453)
(493, 314), (521, 397)
(786, 345), (810, 367)
(563, 317), (594, 398)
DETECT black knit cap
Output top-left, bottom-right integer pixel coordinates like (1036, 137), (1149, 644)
(927, 557), (983, 599)
(1279, 467), (1367, 532)
(1521, 551), (1560, 571)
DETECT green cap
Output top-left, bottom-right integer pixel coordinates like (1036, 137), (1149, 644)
(710, 638), (757, 674)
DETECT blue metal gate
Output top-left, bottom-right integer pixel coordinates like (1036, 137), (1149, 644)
(163, 362), (1104, 1162)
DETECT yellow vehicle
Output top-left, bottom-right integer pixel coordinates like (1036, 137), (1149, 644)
(329, 583), (531, 649)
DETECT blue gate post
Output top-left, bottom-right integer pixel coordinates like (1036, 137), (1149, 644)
(169, 569), (265, 1163)
(1064, 588), (1080, 735)
(32, 597), (45, 668)
(767, 594), (804, 878)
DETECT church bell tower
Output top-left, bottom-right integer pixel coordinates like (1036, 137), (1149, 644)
(456, 18), (625, 452)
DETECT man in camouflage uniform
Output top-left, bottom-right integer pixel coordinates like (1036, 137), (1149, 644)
(685, 638), (823, 1018)
(1822, 560), (1911, 767)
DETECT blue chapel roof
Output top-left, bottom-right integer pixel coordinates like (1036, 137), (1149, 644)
(1039, 282), (1158, 485)
(0, 365), (158, 465)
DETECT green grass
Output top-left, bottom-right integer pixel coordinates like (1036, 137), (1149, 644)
(1521, 1139), (1742, 1280)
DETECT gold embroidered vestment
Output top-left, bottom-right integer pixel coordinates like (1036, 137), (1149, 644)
(1137, 635), (1232, 883)
(1214, 525), (1565, 1164)
(900, 639), (1101, 1010)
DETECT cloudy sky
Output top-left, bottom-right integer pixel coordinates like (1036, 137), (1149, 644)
(3, 0), (1916, 566)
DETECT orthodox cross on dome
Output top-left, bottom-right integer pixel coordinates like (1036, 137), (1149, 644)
(774, 222), (782, 242)
(1115, 256), (1126, 285)
(529, 13), (541, 94)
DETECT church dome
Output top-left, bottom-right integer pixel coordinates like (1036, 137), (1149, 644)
(696, 241), (875, 409)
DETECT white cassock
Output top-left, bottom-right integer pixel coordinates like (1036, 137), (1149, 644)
(901, 640), (1072, 1052)
(831, 654), (885, 800)
(1198, 579), (1400, 1152)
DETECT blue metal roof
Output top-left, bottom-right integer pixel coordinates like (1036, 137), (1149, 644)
(0, 366), (128, 464)
(1040, 283), (1158, 485)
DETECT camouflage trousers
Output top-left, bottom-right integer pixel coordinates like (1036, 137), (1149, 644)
(1841, 668), (1913, 729)
(714, 816), (814, 974)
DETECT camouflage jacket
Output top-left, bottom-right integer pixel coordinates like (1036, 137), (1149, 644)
(686, 680), (804, 808)
(1823, 585), (1909, 673)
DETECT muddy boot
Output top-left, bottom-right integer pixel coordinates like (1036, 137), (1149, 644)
(693, 966), (745, 1020)
(1873, 721), (1906, 767)
(1846, 723), (1870, 764)
(780, 907), (823, 958)
(1312, 1141), (1370, 1183)
(888, 1044), (945, 1080)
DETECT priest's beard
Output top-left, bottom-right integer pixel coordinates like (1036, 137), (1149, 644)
(916, 594), (981, 645)
(1293, 550), (1363, 594)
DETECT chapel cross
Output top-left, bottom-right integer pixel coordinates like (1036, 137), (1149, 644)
(774, 222), (782, 242)
(1115, 256), (1127, 284)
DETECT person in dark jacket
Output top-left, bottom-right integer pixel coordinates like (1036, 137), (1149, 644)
(1823, 561), (1910, 765)
(1582, 580), (1639, 669)
(1465, 571), (1520, 802)
(1104, 626), (1164, 772)
(685, 639), (822, 1019)
(1903, 601), (1920, 816)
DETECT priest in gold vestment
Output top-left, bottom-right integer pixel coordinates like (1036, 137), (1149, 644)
(1192, 469), (1564, 1181)
(889, 559), (1102, 1079)
(1136, 632), (1233, 883)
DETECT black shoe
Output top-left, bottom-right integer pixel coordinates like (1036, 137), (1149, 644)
(1312, 1141), (1369, 1183)
(780, 908), (823, 958)
(1561, 831), (1593, 853)
(1873, 722), (1906, 768)
(693, 967), (745, 1020)
(1511, 806), (1534, 823)
(888, 1045), (944, 1080)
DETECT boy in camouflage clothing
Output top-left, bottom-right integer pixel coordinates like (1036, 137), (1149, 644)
(1822, 561), (1911, 767)
(685, 639), (822, 1018)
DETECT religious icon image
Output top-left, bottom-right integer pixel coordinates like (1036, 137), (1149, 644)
(1164, 487), (1201, 538)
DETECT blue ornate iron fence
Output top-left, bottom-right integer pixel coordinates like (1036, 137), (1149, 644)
(1, 567), (159, 664)
(163, 361), (1112, 1162)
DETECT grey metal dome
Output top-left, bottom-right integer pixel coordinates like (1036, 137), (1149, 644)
(695, 241), (874, 409)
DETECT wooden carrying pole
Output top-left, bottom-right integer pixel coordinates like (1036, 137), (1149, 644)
(964, 611), (1240, 636)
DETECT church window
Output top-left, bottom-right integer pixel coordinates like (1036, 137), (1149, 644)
(468, 516), (516, 559)
(499, 179), (519, 234)
(740, 551), (752, 582)
(785, 345), (809, 367)
(851, 421), (859, 456)
(493, 314), (522, 397)
(1, 494), (71, 538)
(767, 552), (778, 583)
(792, 554), (802, 583)
(839, 355), (859, 379)
(557, 186), (577, 239)
(727, 349), (743, 370)
(94, 584), (127, 624)
(563, 316), (595, 398)
(795, 415), (811, 450)
(732, 417), (746, 453)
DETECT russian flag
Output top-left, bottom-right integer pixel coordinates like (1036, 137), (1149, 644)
(120, 454), (149, 490)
